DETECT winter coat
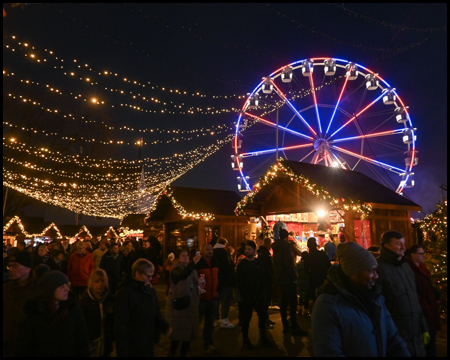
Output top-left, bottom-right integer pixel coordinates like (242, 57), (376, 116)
(3, 276), (39, 356)
(99, 250), (124, 293)
(272, 239), (297, 285)
(114, 275), (169, 357)
(295, 261), (311, 296)
(257, 245), (274, 282)
(15, 292), (90, 357)
(213, 244), (236, 288)
(406, 258), (441, 331)
(377, 246), (427, 357)
(67, 251), (94, 287)
(195, 257), (220, 301)
(33, 253), (59, 271)
(304, 247), (332, 291)
(166, 261), (199, 342)
(312, 264), (410, 357)
(79, 287), (115, 356)
(236, 257), (270, 305)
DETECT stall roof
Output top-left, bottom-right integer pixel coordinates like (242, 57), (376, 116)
(147, 186), (243, 221)
(238, 160), (421, 215)
(282, 161), (420, 208)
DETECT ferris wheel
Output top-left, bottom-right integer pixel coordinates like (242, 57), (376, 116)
(232, 57), (417, 194)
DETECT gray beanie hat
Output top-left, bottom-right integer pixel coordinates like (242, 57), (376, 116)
(337, 242), (377, 277)
(38, 270), (69, 298)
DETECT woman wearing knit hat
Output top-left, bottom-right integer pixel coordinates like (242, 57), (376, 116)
(311, 242), (410, 357)
(15, 271), (90, 357)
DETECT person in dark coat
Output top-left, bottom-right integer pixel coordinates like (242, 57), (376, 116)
(114, 258), (171, 357)
(213, 237), (236, 328)
(257, 237), (276, 327)
(407, 245), (441, 357)
(52, 249), (68, 274)
(377, 230), (428, 357)
(79, 269), (115, 357)
(296, 251), (312, 316)
(99, 242), (125, 294)
(236, 240), (273, 349)
(15, 270), (90, 357)
(33, 244), (59, 271)
(312, 242), (410, 356)
(304, 237), (332, 301)
(135, 238), (159, 270)
(3, 250), (38, 357)
(166, 248), (201, 357)
(271, 229), (308, 336)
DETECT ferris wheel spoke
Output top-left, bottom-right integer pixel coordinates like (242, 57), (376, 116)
(308, 72), (323, 135)
(240, 143), (314, 158)
(269, 80), (318, 137)
(327, 92), (385, 140)
(329, 129), (404, 144)
(325, 75), (349, 136)
(328, 150), (348, 170)
(330, 145), (405, 175)
(243, 112), (314, 141)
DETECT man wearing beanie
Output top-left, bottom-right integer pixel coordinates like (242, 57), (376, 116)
(377, 230), (428, 357)
(3, 250), (38, 357)
(311, 242), (410, 356)
(272, 228), (307, 336)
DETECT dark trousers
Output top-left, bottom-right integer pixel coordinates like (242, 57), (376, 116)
(279, 282), (298, 328)
(216, 286), (234, 320)
(239, 300), (267, 339)
(198, 298), (218, 349)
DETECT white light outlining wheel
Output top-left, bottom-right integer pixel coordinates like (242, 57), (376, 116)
(233, 57), (417, 194)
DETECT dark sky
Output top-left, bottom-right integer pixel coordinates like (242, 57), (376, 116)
(3, 3), (447, 218)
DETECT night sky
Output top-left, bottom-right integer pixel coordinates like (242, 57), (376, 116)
(3, 3), (447, 219)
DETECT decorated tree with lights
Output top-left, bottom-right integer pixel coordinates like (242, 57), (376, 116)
(419, 200), (447, 319)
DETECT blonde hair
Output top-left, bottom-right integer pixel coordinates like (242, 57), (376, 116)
(88, 269), (109, 289)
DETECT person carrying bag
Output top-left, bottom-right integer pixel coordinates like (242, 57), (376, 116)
(166, 248), (201, 356)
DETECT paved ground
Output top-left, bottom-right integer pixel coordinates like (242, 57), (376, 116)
(151, 281), (447, 357)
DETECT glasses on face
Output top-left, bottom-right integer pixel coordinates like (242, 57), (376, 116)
(141, 272), (153, 280)
(415, 252), (425, 255)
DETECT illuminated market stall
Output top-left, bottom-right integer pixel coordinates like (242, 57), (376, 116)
(140, 186), (249, 258)
(235, 159), (421, 249)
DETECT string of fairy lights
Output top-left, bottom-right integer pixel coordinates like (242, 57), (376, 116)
(235, 158), (373, 217)
(3, 131), (237, 218)
(145, 186), (215, 222)
(3, 35), (247, 107)
(3, 27), (378, 220)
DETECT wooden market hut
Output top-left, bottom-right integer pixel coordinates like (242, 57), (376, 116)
(3, 216), (28, 245)
(236, 160), (421, 248)
(143, 186), (248, 257)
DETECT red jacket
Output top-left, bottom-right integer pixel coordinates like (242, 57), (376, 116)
(67, 251), (94, 287)
(195, 257), (219, 301)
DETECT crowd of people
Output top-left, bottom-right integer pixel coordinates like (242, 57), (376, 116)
(2, 226), (442, 357)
